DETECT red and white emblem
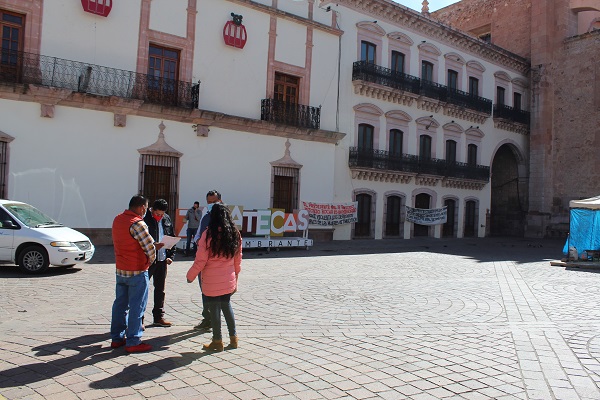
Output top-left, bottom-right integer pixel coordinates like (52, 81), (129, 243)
(81, 0), (112, 17)
(223, 13), (247, 49)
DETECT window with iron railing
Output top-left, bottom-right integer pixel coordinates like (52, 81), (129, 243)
(468, 77), (479, 96)
(389, 129), (403, 156)
(447, 69), (458, 90)
(391, 50), (405, 74)
(0, 9), (24, 81)
(446, 140), (457, 163)
(422, 61), (434, 82)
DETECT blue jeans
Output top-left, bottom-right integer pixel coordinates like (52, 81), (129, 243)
(186, 228), (198, 253)
(110, 271), (149, 346)
(206, 294), (236, 341)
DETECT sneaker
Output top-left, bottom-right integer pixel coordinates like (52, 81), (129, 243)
(193, 320), (212, 331)
(126, 343), (152, 353)
(153, 318), (172, 327)
(110, 339), (126, 349)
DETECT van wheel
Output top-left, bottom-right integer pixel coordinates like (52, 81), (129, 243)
(18, 245), (50, 274)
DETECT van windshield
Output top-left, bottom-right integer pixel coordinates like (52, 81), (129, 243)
(4, 203), (62, 228)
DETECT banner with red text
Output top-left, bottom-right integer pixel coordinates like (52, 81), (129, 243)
(301, 201), (358, 226)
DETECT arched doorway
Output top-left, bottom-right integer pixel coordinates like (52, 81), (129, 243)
(491, 144), (525, 236)
(443, 198), (456, 237)
(355, 193), (373, 238)
(414, 193), (431, 237)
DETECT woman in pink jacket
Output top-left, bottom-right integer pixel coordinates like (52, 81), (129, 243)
(186, 204), (242, 351)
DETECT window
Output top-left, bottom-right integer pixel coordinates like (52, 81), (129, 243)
(496, 86), (505, 106)
(139, 154), (180, 218)
(513, 92), (522, 110)
(355, 193), (372, 237)
(421, 61), (434, 82)
(274, 72), (299, 104)
(148, 44), (180, 104)
(272, 167), (299, 213)
(468, 77), (479, 96)
(0, 10), (24, 80)
(358, 124), (374, 151)
(361, 41), (376, 64)
(446, 140), (457, 163)
(389, 129), (403, 156)
(467, 144), (478, 166)
(419, 135), (432, 159)
(385, 196), (402, 237)
(391, 50), (405, 74)
(447, 69), (458, 90)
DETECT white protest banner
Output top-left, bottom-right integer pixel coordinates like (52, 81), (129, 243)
(405, 205), (447, 225)
(301, 201), (358, 226)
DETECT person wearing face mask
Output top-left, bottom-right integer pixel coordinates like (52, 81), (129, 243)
(143, 198), (176, 327)
(192, 190), (222, 331)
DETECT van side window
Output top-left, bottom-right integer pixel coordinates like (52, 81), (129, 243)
(0, 208), (18, 229)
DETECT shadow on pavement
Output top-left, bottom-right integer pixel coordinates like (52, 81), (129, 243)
(0, 265), (82, 278)
(91, 237), (566, 265)
(0, 330), (210, 389)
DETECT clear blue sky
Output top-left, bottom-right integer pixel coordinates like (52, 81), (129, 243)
(393, 0), (460, 12)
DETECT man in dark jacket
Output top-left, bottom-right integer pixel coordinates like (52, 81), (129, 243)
(143, 198), (176, 327)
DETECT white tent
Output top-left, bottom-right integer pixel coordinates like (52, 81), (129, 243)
(570, 196), (600, 210)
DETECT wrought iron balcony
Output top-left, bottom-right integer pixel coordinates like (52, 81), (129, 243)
(493, 104), (530, 125)
(261, 98), (321, 130)
(352, 61), (493, 115)
(0, 49), (199, 108)
(349, 147), (490, 181)
(352, 61), (420, 94)
(447, 87), (492, 114)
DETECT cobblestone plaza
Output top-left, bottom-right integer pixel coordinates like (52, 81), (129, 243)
(2, 238), (600, 399)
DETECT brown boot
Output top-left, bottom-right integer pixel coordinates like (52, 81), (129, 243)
(228, 335), (238, 349)
(202, 340), (224, 352)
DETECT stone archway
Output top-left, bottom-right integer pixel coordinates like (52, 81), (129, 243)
(490, 144), (526, 236)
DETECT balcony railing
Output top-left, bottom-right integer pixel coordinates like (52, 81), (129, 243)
(261, 98), (321, 130)
(0, 49), (198, 108)
(349, 147), (490, 181)
(493, 104), (530, 125)
(352, 61), (420, 94)
(353, 61), (493, 115)
(447, 87), (492, 114)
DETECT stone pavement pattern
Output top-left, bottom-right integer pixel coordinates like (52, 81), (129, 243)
(1, 238), (600, 399)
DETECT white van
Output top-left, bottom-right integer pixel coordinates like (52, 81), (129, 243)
(0, 200), (95, 273)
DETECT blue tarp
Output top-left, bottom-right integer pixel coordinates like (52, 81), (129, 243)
(563, 208), (600, 255)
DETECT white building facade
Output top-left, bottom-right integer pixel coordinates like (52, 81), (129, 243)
(0, 0), (529, 244)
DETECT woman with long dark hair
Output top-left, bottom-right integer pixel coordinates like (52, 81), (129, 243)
(186, 203), (242, 351)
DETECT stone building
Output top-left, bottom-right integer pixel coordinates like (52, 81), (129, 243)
(433, 0), (600, 238)
(0, 0), (530, 243)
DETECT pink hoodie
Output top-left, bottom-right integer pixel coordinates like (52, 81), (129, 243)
(186, 230), (242, 297)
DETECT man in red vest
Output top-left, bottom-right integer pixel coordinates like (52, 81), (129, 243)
(110, 195), (164, 353)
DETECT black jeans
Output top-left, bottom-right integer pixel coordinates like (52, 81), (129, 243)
(148, 260), (167, 321)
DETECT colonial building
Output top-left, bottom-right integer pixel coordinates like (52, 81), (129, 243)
(433, 0), (600, 238)
(0, 0), (529, 244)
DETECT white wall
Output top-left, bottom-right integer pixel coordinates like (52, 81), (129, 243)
(149, 0), (188, 38)
(41, 0), (142, 71)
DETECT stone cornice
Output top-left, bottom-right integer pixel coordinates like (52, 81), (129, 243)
(330, 0), (530, 74)
(350, 166), (488, 189)
(0, 83), (345, 144)
(493, 118), (530, 135)
(442, 177), (487, 190)
(353, 80), (490, 124)
(225, 0), (343, 36)
(350, 167), (415, 183)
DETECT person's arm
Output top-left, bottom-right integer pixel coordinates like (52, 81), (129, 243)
(130, 221), (156, 266)
(234, 233), (242, 275)
(186, 231), (209, 282)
